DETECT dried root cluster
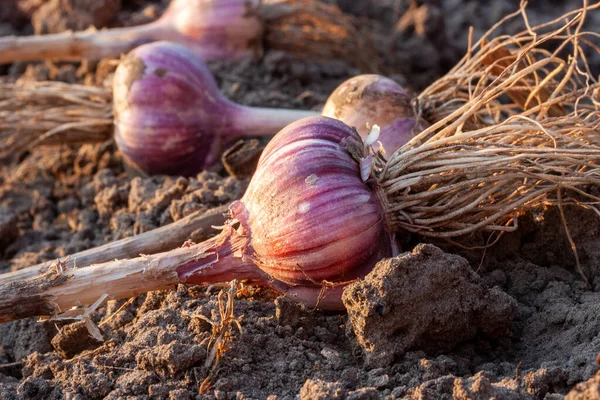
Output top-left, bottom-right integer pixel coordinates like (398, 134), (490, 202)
(0, 81), (112, 158)
(380, 2), (600, 245)
(413, 1), (600, 133)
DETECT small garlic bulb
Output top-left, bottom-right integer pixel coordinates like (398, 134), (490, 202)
(322, 74), (428, 155)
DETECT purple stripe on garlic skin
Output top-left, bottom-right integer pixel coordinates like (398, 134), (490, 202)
(113, 41), (317, 176)
(322, 74), (428, 156)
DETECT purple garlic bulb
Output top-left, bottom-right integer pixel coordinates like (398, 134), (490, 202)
(220, 116), (393, 308)
(322, 74), (428, 155)
(113, 41), (317, 176)
(159, 0), (263, 61)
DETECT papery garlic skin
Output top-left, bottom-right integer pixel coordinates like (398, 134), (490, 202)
(230, 116), (392, 286)
(0, 116), (393, 317)
(322, 74), (428, 155)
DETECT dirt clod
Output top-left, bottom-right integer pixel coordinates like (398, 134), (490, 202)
(300, 379), (346, 400)
(136, 342), (207, 376)
(221, 139), (266, 178)
(343, 244), (517, 368)
(275, 295), (316, 331)
(453, 372), (528, 399)
(17, 376), (56, 400)
(566, 371), (600, 399)
(51, 320), (103, 359)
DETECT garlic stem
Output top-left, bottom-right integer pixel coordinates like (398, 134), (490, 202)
(231, 106), (319, 139)
(0, 0), (263, 64)
(0, 230), (261, 322)
(0, 21), (168, 64)
(0, 204), (230, 285)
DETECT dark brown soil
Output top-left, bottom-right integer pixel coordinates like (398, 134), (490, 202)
(1, 1), (599, 399)
(31, 0), (122, 35)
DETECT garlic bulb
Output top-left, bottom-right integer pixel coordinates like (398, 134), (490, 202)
(229, 116), (392, 286)
(322, 74), (428, 155)
(113, 41), (317, 176)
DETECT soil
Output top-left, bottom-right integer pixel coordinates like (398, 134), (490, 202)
(0, 1), (600, 399)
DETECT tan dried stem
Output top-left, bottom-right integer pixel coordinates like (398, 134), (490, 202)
(0, 204), (230, 285)
(199, 281), (242, 393)
(0, 81), (112, 159)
